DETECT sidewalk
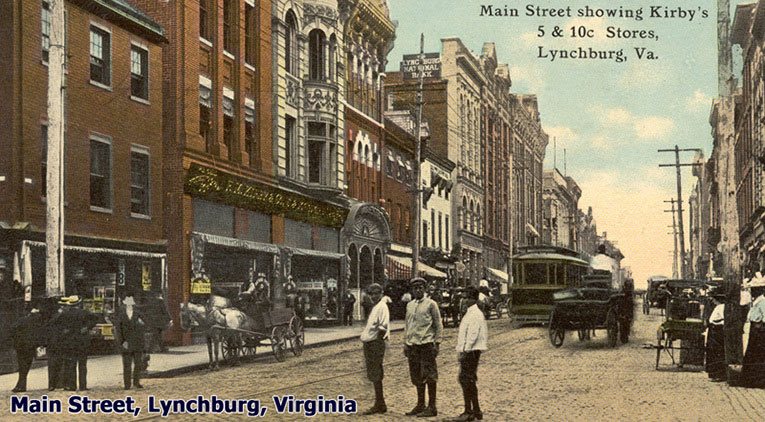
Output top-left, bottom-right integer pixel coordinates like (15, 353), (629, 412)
(0, 321), (404, 392)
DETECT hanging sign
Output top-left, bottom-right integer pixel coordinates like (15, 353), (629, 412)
(401, 53), (441, 80)
(191, 277), (212, 294)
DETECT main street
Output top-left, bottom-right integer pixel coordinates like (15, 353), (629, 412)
(4, 304), (765, 421)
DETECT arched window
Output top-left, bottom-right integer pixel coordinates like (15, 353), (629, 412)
(469, 200), (475, 232)
(285, 11), (298, 75)
(462, 197), (468, 230)
(328, 34), (337, 81)
(309, 29), (326, 81)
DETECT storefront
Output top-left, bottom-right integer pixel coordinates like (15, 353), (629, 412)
(288, 248), (343, 321)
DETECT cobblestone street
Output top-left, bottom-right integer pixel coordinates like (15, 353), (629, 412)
(3, 303), (765, 421)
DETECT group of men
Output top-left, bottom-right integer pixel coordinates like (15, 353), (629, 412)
(360, 277), (488, 422)
(11, 294), (154, 392)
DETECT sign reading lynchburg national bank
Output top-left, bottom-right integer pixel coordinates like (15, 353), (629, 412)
(400, 53), (441, 79)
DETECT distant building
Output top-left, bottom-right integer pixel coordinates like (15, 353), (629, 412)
(542, 169), (581, 251)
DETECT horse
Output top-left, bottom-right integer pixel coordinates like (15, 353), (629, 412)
(179, 297), (258, 370)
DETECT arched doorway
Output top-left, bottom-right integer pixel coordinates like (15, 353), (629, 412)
(359, 246), (373, 291)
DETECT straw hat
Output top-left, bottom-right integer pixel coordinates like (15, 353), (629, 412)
(58, 295), (82, 306)
(749, 276), (765, 288)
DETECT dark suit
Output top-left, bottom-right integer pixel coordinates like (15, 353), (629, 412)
(45, 309), (73, 390)
(11, 312), (44, 392)
(66, 308), (98, 390)
(115, 306), (146, 389)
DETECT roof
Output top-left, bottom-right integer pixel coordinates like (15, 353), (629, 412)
(76, 0), (165, 42)
(512, 253), (589, 266)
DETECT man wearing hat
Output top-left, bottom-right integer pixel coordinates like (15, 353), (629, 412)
(67, 295), (99, 390)
(45, 295), (82, 390)
(404, 277), (443, 417)
(115, 295), (146, 389)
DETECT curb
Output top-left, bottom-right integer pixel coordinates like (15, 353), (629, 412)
(145, 327), (405, 379)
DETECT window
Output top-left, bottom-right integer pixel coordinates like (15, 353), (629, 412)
(245, 4), (257, 65)
(89, 25), (111, 86)
(130, 45), (149, 100)
(42, 1), (51, 62)
(285, 12), (298, 75)
(222, 91), (235, 155)
(199, 0), (212, 41)
(438, 213), (443, 249)
(306, 121), (336, 185)
(245, 100), (256, 163)
(308, 29), (326, 80)
(90, 138), (112, 210)
(223, 0), (235, 53)
(41, 125), (48, 196)
(422, 221), (429, 248)
(445, 215), (450, 250)
(130, 149), (150, 215)
(431, 209), (436, 247)
(285, 116), (296, 176)
(199, 79), (212, 150)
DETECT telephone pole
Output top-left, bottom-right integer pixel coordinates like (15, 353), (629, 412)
(411, 33), (425, 276)
(659, 146), (702, 278)
(665, 199), (679, 279)
(46, 0), (67, 296)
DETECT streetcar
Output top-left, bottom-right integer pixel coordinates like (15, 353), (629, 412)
(509, 245), (590, 325)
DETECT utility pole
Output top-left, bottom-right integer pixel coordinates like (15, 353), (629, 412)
(411, 33), (425, 277)
(659, 146), (702, 278)
(665, 199), (679, 279)
(46, 0), (66, 297)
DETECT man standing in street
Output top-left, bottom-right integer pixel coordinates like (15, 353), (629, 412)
(449, 286), (488, 422)
(342, 290), (356, 326)
(359, 283), (389, 415)
(404, 277), (443, 418)
(11, 308), (44, 393)
(115, 295), (146, 390)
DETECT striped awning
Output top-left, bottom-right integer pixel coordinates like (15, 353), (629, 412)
(387, 255), (447, 280)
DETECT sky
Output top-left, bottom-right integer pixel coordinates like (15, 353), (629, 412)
(385, 0), (745, 289)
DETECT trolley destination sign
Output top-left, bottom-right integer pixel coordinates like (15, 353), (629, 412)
(400, 53), (441, 79)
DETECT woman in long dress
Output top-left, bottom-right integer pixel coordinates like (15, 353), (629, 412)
(741, 282), (765, 388)
(705, 295), (726, 381)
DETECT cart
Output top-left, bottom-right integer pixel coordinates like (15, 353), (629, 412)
(652, 319), (705, 370)
(548, 276), (632, 348)
(212, 307), (304, 363)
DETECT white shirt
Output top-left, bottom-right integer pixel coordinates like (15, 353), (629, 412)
(360, 296), (390, 342)
(747, 294), (765, 323)
(709, 304), (725, 326)
(456, 304), (488, 352)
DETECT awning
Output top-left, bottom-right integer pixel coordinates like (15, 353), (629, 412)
(486, 267), (509, 283)
(387, 255), (447, 279)
(526, 223), (540, 238)
(191, 232), (278, 254)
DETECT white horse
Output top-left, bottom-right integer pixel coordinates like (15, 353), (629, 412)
(179, 296), (258, 370)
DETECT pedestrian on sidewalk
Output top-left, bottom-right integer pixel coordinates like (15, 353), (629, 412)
(705, 293), (726, 382)
(404, 277), (443, 418)
(359, 283), (389, 415)
(342, 291), (356, 326)
(66, 296), (99, 391)
(723, 282), (746, 385)
(45, 299), (72, 391)
(115, 295), (146, 390)
(741, 278), (765, 388)
(10, 307), (44, 393)
(448, 286), (488, 422)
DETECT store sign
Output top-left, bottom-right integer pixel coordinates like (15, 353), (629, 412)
(401, 53), (441, 80)
(185, 164), (348, 228)
(297, 281), (324, 290)
(117, 260), (126, 286)
(141, 263), (152, 291)
(191, 277), (212, 294)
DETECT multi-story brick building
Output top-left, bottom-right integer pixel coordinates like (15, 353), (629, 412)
(542, 169), (581, 250)
(510, 94), (547, 250)
(0, 0), (166, 344)
(479, 43), (512, 285)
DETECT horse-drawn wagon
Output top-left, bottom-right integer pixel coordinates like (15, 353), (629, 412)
(180, 296), (304, 369)
(547, 272), (633, 348)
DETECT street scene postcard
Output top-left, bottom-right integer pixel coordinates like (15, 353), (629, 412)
(2, 0), (765, 420)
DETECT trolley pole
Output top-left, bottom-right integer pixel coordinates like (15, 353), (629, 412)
(659, 146), (702, 279)
(46, 0), (67, 297)
(411, 34), (425, 277)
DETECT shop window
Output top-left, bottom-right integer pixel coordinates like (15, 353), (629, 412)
(130, 44), (149, 100)
(316, 226), (340, 253)
(89, 25), (111, 86)
(130, 148), (150, 216)
(245, 210), (271, 243)
(89, 136), (112, 210)
(193, 198), (234, 237)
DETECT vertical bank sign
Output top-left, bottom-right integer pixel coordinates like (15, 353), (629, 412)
(400, 53), (441, 80)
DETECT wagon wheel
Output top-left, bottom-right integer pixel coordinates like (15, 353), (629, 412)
(606, 308), (619, 348)
(221, 334), (240, 361)
(289, 316), (304, 356)
(242, 337), (257, 357)
(271, 326), (287, 362)
(548, 310), (565, 348)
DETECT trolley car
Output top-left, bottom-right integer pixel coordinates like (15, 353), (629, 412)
(509, 246), (590, 325)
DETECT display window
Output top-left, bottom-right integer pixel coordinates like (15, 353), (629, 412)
(291, 256), (340, 320)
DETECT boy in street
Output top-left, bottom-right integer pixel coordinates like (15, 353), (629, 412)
(404, 277), (443, 417)
(359, 283), (389, 415)
(448, 286), (488, 422)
